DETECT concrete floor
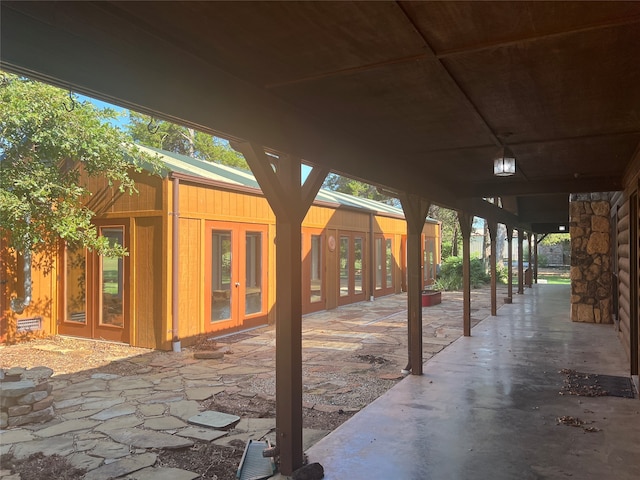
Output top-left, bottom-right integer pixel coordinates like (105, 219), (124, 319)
(306, 285), (640, 480)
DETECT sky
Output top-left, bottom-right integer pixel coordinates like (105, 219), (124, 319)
(78, 94), (128, 130)
(77, 93), (313, 181)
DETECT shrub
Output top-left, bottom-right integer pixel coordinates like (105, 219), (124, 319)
(434, 256), (490, 291)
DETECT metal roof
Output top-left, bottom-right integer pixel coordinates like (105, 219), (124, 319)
(139, 144), (433, 221)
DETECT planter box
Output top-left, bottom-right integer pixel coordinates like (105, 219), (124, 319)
(421, 290), (441, 307)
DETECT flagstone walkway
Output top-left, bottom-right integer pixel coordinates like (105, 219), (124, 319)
(0, 285), (505, 479)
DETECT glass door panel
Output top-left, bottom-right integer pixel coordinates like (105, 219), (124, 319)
(375, 238), (383, 289)
(354, 237), (363, 294)
(385, 238), (393, 288)
(65, 246), (87, 324)
(339, 236), (349, 297)
(211, 230), (232, 322)
(99, 227), (124, 327)
(310, 235), (322, 303)
(245, 231), (262, 315)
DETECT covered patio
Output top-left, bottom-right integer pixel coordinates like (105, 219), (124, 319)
(2, 2), (639, 476)
(305, 284), (640, 479)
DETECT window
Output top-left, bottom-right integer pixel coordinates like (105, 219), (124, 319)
(354, 237), (363, 294)
(310, 235), (322, 303)
(99, 226), (124, 327)
(210, 230), (232, 322)
(339, 236), (349, 297)
(245, 231), (262, 315)
(65, 246), (86, 323)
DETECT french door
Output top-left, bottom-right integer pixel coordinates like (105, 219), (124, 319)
(302, 230), (325, 313)
(204, 221), (268, 333)
(338, 232), (366, 306)
(374, 234), (395, 297)
(58, 224), (129, 343)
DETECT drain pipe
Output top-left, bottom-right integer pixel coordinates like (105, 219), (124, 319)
(171, 177), (181, 352)
(11, 216), (32, 314)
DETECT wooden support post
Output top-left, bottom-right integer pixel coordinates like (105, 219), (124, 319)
(458, 212), (473, 336)
(487, 221), (497, 316)
(534, 234), (539, 284)
(233, 141), (327, 476)
(506, 226), (513, 302)
(527, 233), (533, 287)
(399, 194), (431, 375)
(518, 231), (525, 294)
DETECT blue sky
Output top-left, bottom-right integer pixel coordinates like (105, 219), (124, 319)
(78, 94), (128, 130)
(78, 93), (314, 180)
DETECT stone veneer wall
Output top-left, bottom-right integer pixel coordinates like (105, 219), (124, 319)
(0, 367), (55, 428)
(569, 193), (612, 324)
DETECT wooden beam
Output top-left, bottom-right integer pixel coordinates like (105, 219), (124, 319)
(400, 194), (431, 375)
(230, 142), (326, 476)
(518, 231), (525, 294)
(458, 212), (473, 336)
(506, 226), (514, 302)
(527, 233), (533, 288)
(534, 234), (539, 283)
(487, 221), (498, 316)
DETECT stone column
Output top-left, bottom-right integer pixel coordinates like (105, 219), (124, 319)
(569, 193), (612, 323)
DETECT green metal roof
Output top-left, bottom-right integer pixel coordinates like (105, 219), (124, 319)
(138, 144), (437, 222)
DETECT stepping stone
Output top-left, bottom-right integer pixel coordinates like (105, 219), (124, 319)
(184, 386), (225, 401)
(193, 351), (224, 360)
(188, 410), (240, 429)
(143, 416), (187, 430)
(106, 428), (194, 449)
(11, 437), (75, 460)
(90, 403), (137, 421)
(0, 429), (35, 444)
(34, 418), (99, 438)
(127, 466), (200, 480)
(176, 426), (228, 442)
(95, 415), (144, 433)
(91, 440), (132, 459)
(169, 400), (201, 421)
(66, 452), (103, 471)
(83, 452), (157, 480)
(91, 373), (121, 380)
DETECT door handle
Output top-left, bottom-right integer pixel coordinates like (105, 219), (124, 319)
(235, 282), (240, 287)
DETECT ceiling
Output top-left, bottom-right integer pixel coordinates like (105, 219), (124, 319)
(3, 1), (640, 232)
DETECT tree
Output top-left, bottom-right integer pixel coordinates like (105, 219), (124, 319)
(0, 73), (161, 311)
(126, 112), (248, 169)
(540, 233), (570, 246)
(428, 205), (460, 258)
(322, 173), (399, 206)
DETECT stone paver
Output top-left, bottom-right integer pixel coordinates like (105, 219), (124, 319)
(83, 452), (157, 480)
(105, 428), (194, 449)
(124, 466), (201, 480)
(33, 418), (99, 437)
(90, 403), (137, 420)
(188, 410), (240, 429)
(0, 428), (35, 444)
(175, 426), (228, 442)
(10, 436), (75, 459)
(66, 452), (104, 471)
(143, 416), (188, 430)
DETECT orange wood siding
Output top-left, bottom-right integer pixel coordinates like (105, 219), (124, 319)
(179, 182), (273, 223)
(83, 170), (163, 216)
(132, 217), (165, 349)
(0, 249), (57, 342)
(177, 217), (205, 344)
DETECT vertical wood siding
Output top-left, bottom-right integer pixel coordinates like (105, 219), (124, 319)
(133, 217), (164, 349)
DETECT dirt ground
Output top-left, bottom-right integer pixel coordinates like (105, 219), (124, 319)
(0, 336), (370, 479)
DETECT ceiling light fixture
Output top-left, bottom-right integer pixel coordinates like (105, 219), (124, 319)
(493, 146), (516, 177)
